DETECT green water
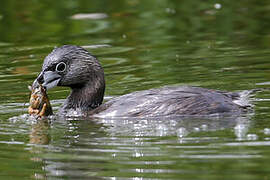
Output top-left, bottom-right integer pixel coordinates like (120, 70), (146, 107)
(1, 0), (270, 179)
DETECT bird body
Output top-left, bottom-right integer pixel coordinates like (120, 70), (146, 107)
(32, 45), (250, 117)
(90, 86), (245, 117)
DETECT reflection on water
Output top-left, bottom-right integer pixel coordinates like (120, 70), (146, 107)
(5, 108), (256, 179)
(19, 114), (261, 179)
(29, 118), (50, 145)
(98, 115), (251, 137)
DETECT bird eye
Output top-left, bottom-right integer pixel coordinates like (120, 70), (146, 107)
(55, 62), (66, 73)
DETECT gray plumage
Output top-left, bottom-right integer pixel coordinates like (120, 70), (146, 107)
(34, 45), (251, 117)
(91, 86), (247, 117)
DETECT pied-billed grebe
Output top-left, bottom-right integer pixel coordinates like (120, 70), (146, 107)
(32, 45), (250, 117)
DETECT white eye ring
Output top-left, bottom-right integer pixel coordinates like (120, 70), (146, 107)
(56, 62), (66, 73)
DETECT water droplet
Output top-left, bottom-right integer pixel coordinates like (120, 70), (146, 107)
(264, 128), (270, 135)
(177, 127), (188, 138)
(156, 124), (168, 136)
(214, 3), (222, 9)
(176, 54), (180, 62)
(247, 134), (258, 141)
(201, 124), (208, 131)
(234, 124), (248, 140)
(193, 127), (200, 132)
(234, 124), (245, 130)
(165, 8), (176, 14)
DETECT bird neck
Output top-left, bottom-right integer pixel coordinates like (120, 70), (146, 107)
(63, 77), (105, 112)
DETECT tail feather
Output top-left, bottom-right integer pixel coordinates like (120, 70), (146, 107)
(233, 88), (268, 108)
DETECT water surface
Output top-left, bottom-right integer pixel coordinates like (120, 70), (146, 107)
(1, 0), (270, 179)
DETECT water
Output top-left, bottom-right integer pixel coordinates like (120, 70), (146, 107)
(1, 0), (270, 179)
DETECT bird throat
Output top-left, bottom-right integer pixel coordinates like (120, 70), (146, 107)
(63, 80), (105, 112)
